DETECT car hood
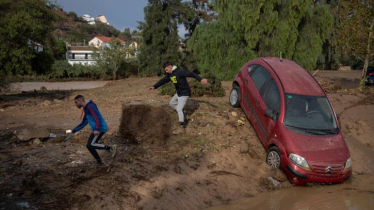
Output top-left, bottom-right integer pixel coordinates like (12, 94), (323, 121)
(282, 127), (350, 163)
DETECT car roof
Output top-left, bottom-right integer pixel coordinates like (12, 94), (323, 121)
(260, 57), (325, 96)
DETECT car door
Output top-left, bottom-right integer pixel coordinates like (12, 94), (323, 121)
(243, 65), (271, 144)
(258, 77), (281, 142)
(241, 64), (258, 123)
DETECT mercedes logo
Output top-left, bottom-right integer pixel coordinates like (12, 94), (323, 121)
(326, 166), (333, 174)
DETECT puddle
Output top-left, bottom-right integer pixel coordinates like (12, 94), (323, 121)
(207, 175), (374, 210)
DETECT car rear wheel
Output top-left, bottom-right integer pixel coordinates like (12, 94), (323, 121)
(267, 147), (281, 169)
(229, 85), (241, 108)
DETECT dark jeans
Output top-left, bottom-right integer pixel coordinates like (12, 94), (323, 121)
(86, 132), (108, 163)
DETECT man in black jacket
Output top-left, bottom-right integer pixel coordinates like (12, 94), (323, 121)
(149, 61), (208, 134)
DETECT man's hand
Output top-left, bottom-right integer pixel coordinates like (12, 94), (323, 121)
(200, 79), (208, 85)
(93, 131), (99, 136)
(149, 87), (155, 91)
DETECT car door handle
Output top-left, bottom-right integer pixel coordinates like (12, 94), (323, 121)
(245, 79), (248, 85)
(256, 100), (260, 107)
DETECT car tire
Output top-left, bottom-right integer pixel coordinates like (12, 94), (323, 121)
(229, 85), (241, 108)
(267, 146), (282, 169)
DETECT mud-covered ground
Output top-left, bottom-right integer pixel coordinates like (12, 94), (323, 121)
(0, 76), (373, 210)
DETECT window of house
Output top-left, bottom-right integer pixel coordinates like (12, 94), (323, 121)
(72, 54), (75, 59)
(251, 66), (271, 91)
(85, 54), (88, 59)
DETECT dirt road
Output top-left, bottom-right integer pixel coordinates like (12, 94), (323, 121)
(0, 77), (373, 210)
(9, 81), (108, 92)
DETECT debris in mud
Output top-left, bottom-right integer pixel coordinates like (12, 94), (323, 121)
(119, 104), (172, 144)
(14, 128), (50, 141)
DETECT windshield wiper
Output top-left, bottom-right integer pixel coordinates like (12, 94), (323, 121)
(285, 125), (339, 135)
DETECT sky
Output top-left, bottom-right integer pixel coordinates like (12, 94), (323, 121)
(55, 0), (187, 37)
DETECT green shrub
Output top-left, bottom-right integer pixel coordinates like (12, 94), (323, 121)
(49, 61), (106, 79)
(158, 73), (225, 97)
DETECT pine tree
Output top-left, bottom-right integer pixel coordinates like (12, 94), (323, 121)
(188, 0), (334, 80)
(138, 0), (187, 75)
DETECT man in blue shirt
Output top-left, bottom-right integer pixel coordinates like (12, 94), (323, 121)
(70, 95), (117, 166)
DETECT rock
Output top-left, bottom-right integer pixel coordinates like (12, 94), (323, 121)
(33, 138), (42, 145)
(240, 143), (249, 154)
(53, 99), (63, 104)
(0, 109), (4, 112)
(41, 100), (52, 106)
(270, 169), (288, 182)
(237, 120), (244, 126)
(231, 112), (238, 117)
(265, 176), (282, 188)
(14, 128), (50, 141)
(40, 86), (47, 90)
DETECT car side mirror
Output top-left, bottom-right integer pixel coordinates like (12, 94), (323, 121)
(265, 109), (274, 119)
(336, 114), (340, 120)
(265, 109), (278, 121)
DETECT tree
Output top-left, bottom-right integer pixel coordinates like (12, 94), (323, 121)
(188, 0), (334, 80)
(138, 0), (190, 75)
(182, 0), (216, 39)
(0, 0), (58, 76)
(68, 11), (78, 20)
(337, 0), (374, 78)
(123, 28), (132, 37)
(92, 39), (127, 80)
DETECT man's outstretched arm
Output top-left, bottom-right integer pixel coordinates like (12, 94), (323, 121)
(149, 75), (171, 90)
(181, 69), (208, 84)
(72, 115), (88, 133)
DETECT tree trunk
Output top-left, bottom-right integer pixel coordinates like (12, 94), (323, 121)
(363, 18), (374, 79)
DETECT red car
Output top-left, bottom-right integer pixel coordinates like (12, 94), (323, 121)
(229, 57), (352, 185)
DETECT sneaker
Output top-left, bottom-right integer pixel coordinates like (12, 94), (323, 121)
(96, 161), (104, 167)
(173, 125), (186, 135)
(110, 145), (117, 158)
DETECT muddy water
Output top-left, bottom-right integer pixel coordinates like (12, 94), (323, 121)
(208, 175), (374, 210)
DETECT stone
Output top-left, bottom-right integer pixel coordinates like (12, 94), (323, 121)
(0, 109), (4, 112)
(53, 99), (63, 104)
(33, 138), (42, 145)
(14, 128), (50, 141)
(270, 169), (288, 182)
(240, 143), (249, 154)
(267, 177), (282, 188)
(237, 120), (244, 126)
(231, 112), (238, 117)
(42, 100), (52, 106)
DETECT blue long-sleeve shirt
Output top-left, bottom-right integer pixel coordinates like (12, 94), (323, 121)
(72, 100), (108, 133)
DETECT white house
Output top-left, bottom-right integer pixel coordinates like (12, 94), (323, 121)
(82, 14), (95, 25)
(97, 15), (109, 25)
(126, 42), (139, 58)
(88, 36), (125, 48)
(66, 46), (96, 65)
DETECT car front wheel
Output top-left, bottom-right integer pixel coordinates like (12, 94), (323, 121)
(267, 146), (281, 169)
(229, 85), (241, 108)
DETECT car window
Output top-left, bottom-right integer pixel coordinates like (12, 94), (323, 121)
(251, 66), (271, 91)
(261, 79), (280, 114)
(248, 65), (257, 75)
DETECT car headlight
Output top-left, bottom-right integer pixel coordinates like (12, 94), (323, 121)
(289, 153), (311, 171)
(343, 158), (352, 173)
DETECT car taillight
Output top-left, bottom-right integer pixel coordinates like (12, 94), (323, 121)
(369, 73), (374, 76)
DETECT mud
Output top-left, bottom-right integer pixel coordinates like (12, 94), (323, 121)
(119, 104), (172, 144)
(208, 174), (374, 210)
(0, 76), (373, 210)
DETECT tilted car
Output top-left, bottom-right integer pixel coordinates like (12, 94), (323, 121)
(229, 57), (352, 185)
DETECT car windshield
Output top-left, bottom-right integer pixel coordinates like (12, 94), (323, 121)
(284, 94), (338, 133)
